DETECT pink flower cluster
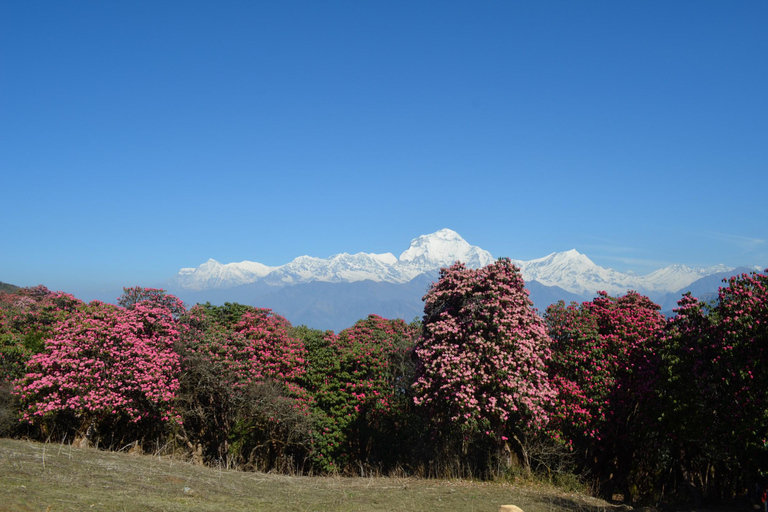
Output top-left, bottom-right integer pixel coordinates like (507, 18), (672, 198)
(14, 299), (181, 424)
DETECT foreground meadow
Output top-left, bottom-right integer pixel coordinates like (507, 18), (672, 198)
(0, 438), (618, 512)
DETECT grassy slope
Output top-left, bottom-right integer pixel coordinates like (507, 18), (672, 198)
(0, 438), (619, 512)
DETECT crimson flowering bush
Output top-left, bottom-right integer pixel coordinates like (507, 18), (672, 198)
(307, 315), (419, 472)
(178, 303), (312, 469)
(657, 270), (768, 500)
(545, 291), (666, 500)
(185, 304), (310, 405)
(413, 258), (555, 471)
(14, 299), (182, 442)
(546, 291), (665, 443)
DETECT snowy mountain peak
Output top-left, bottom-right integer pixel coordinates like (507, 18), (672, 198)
(399, 228), (494, 269)
(167, 258), (276, 291)
(508, 248), (630, 296)
(642, 263), (735, 293)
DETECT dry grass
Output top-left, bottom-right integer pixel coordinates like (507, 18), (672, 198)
(0, 437), (620, 512)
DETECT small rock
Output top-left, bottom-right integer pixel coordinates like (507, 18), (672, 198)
(499, 506), (525, 512)
(182, 487), (194, 495)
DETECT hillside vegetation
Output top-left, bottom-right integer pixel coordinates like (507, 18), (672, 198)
(0, 282), (19, 294)
(1, 263), (767, 508)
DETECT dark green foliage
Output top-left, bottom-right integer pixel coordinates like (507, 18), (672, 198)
(654, 270), (768, 504)
(0, 282), (20, 294)
(173, 304), (312, 471)
(0, 381), (19, 437)
(299, 315), (424, 474)
(195, 301), (256, 327)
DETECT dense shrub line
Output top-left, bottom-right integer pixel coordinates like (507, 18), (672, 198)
(1, 263), (767, 507)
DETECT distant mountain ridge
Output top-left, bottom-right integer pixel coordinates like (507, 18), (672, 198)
(0, 281), (20, 294)
(165, 229), (762, 331)
(168, 228), (494, 290)
(168, 228), (742, 298)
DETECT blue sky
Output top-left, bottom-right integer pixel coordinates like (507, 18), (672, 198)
(1, 1), (766, 298)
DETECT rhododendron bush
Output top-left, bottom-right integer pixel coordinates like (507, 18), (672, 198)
(118, 286), (187, 319)
(307, 314), (419, 472)
(176, 303), (312, 469)
(184, 303), (309, 403)
(545, 291), (665, 500)
(656, 269), (768, 501)
(546, 292), (665, 441)
(0, 286), (85, 435)
(14, 298), (182, 444)
(413, 258), (555, 471)
(0, 286), (82, 384)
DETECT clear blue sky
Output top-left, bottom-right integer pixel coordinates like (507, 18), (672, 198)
(2, 1), (766, 298)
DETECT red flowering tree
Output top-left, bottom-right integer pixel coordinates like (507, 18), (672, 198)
(413, 258), (555, 472)
(545, 291), (666, 500)
(14, 299), (181, 445)
(307, 315), (419, 472)
(657, 270), (768, 501)
(178, 303), (312, 469)
(1, 286), (84, 435)
(185, 305), (309, 401)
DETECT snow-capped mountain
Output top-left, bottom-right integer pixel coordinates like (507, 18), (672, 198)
(171, 259), (276, 291)
(167, 228), (736, 299)
(397, 228), (495, 274)
(168, 228), (494, 290)
(641, 263), (733, 294)
(510, 250), (734, 298)
(511, 250), (640, 297)
(261, 252), (403, 285)
(161, 228), (763, 331)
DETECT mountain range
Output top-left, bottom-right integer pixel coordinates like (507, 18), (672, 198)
(166, 228), (762, 332)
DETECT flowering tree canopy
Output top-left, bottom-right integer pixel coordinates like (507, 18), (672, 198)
(657, 270), (768, 497)
(15, 300), (181, 430)
(183, 304), (310, 406)
(546, 291), (666, 446)
(413, 258), (555, 445)
(308, 314), (418, 471)
(545, 291), (666, 500)
(118, 286), (186, 319)
(1, 286), (83, 383)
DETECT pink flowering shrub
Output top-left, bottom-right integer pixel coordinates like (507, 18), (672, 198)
(185, 304), (309, 405)
(0, 286), (83, 383)
(307, 315), (419, 472)
(0, 286), (84, 436)
(413, 258), (556, 472)
(14, 299), (181, 444)
(546, 292), (665, 443)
